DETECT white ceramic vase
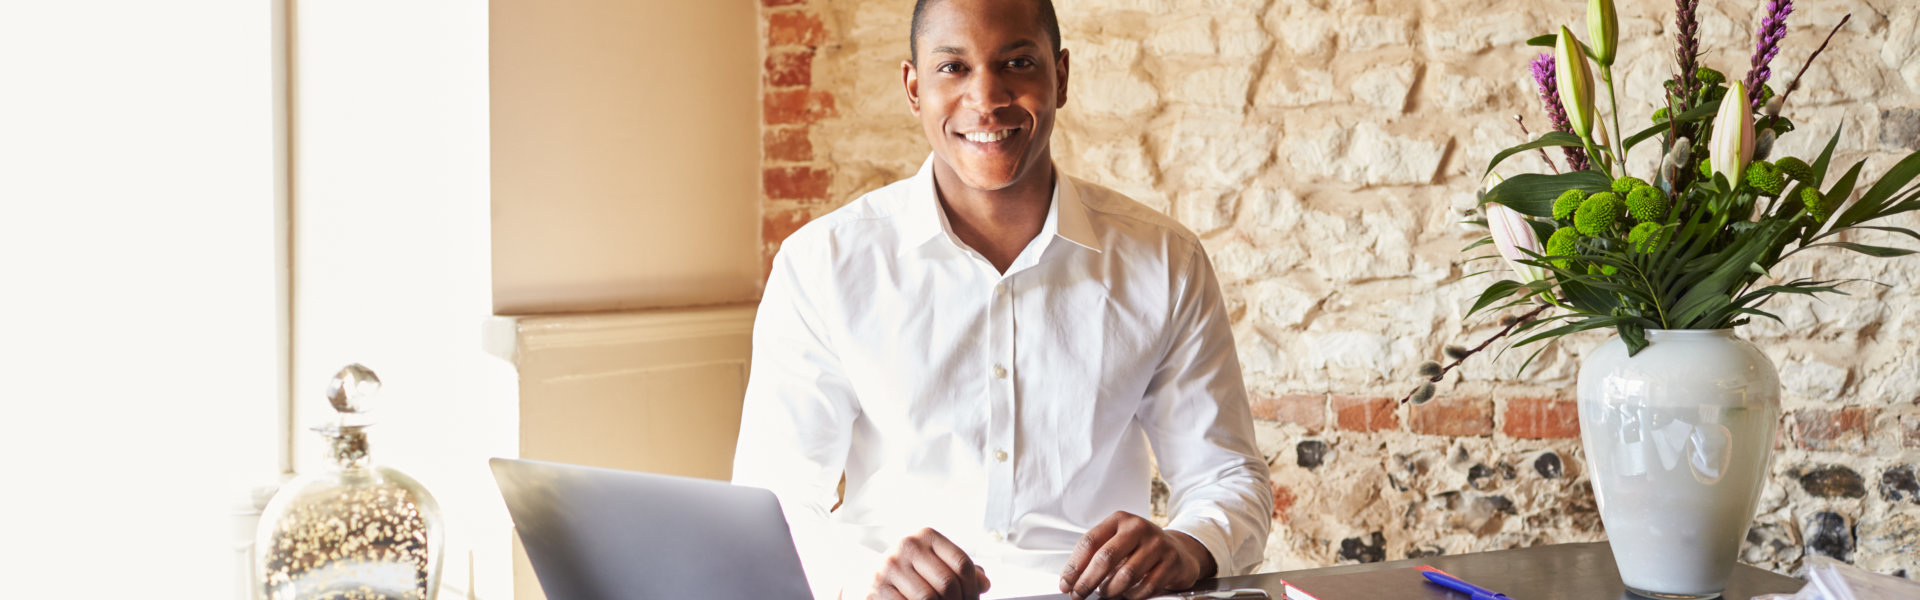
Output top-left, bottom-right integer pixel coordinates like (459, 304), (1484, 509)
(1576, 329), (1780, 599)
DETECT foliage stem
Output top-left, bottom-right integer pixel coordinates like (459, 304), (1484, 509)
(1401, 302), (1554, 404)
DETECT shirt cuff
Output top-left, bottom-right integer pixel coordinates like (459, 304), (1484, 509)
(1165, 516), (1234, 578)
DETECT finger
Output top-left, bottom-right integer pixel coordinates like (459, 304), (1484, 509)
(1072, 523), (1148, 599)
(1062, 513), (1126, 591)
(1102, 539), (1164, 599)
(868, 581), (908, 600)
(913, 530), (975, 596)
(974, 565), (991, 593)
(883, 551), (940, 600)
(905, 538), (973, 600)
(1121, 560), (1175, 600)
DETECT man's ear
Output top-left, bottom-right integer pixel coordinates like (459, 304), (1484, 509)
(1054, 48), (1070, 108)
(902, 59), (921, 115)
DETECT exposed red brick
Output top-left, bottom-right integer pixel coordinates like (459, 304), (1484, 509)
(768, 11), (827, 47)
(763, 209), (811, 248)
(765, 49), (813, 88)
(1332, 395), (1398, 433)
(764, 89), (837, 125)
(1793, 407), (1873, 452)
(1271, 483), (1297, 522)
(764, 167), (831, 201)
(761, 0), (805, 7)
(1250, 394), (1326, 434)
(1411, 396), (1494, 437)
(1502, 397), (1581, 439)
(764, 127), (813, 163)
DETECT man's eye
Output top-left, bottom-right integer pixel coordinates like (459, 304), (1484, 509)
(1006, 58), (1035, 69)
(938, 62), (965, 74)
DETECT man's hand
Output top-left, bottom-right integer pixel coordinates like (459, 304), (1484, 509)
(860, 528), (992, 600)
(1059, 511), (1216, 600)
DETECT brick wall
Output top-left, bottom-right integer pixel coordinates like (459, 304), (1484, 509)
(758, 0), (1920, 576)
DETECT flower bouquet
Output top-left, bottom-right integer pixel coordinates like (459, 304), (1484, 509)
(1412, 0), (1920, 393)
(1409, 0), (1920, 596)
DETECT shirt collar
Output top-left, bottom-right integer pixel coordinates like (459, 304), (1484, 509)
(898, 154), (1103, 258)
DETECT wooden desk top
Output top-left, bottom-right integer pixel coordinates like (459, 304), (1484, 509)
(1008, 542), (1805, 600)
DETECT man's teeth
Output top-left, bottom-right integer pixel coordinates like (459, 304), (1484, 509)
(964, 129), (1014, 143)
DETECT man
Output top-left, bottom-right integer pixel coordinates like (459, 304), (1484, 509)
(732, 1), (1271, 598)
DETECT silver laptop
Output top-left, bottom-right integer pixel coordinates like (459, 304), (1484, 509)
(490, 458), (814, 600)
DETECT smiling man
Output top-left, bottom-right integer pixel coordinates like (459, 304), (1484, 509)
(732, 1), (1271, 599)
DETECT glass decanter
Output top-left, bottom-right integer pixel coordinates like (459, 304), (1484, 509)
(256, 364), (445, 600)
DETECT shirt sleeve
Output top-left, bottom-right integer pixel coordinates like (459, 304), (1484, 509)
(1136, 241), (1273, 577)
(731, 232), (878, 600)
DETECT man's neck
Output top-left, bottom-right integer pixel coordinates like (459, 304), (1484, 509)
(932, 162), (1055, 274)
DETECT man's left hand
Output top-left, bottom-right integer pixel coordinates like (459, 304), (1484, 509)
(1059, 511), (1216, 600)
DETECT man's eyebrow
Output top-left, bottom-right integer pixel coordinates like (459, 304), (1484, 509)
(930, 39), (1040, 56)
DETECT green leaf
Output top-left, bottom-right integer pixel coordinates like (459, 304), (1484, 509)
(1855, 150), (1920, 211)
(1480, 170), (1614, 218)
(1526, 34), (1557, 47)
(1467, 280), (1526, 319)
(1850, 226), (1920, 243)
(1461, 237), (1495, 252)
(1622, 99), (1720, 154)
(1485, 131), (1587, 176)
(1811, 127), (1843, 187)
(1808, 242), (1918, 257)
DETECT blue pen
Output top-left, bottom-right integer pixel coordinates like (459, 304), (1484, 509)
(1421, 570), (1514, 600)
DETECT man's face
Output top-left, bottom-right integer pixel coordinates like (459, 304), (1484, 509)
(903, 0), (1068, 193)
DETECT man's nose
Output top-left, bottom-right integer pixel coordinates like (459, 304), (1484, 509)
(963, 68), (1014, 113)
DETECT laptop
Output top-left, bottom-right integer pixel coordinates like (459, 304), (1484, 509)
(489, 458), (814, 600)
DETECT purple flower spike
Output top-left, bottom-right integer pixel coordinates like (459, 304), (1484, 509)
(1532, 53), (1591, 171)
(1745, 0), (1793, 108)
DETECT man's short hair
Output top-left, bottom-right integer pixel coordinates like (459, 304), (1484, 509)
(909, 0), (1062, 63)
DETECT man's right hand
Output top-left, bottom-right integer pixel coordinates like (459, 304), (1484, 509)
(858, 528), (992, 600)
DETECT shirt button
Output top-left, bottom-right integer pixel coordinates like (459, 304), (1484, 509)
(994, 283), (1007, 297)
(993, 449), (1009, 462)
(992, 365), (1007, 379)
(989, 530), (1005, 542)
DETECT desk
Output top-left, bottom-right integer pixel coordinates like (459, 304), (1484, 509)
(1008, 542), (1804, 600)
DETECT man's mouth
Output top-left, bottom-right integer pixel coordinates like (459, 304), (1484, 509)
(961, 128), (1019, 144)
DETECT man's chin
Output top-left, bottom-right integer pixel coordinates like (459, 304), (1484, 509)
(946, 159), (1029, 192)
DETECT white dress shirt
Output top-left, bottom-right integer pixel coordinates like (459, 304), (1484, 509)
(733, 156), (1271, 600)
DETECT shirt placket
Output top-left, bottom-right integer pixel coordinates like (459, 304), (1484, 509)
(984, 274), (1016, 542)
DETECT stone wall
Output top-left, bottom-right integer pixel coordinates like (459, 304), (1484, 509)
(758, 0), (1920, 577)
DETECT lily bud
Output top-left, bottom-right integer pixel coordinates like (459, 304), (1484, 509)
(1555, 26), (1598, 140)
(1710, 81), (1756, 186)
(1588, 0), (1619, 67)
(1486, 202), (1547, 284)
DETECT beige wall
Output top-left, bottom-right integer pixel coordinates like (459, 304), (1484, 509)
(760, 0), (1920, 577)
(492, 0), (763, 315)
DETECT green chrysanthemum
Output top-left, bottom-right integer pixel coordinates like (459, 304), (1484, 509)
(1587, 263), (1619, 276)
(1775, 156), (1815, 184)
(1575, 192), (1625, 236)
(1627, 221), (1670, 253)
(1552, 189), (1586, 221)
(1545, 226), (1580, 270)
(1625, 185), (1669, 222)
(1746, 161), (1787, 196)
(1652, 107), (1669, 123)
(1802, 187), (1833, 222)
(1611, 176), (1647, 194)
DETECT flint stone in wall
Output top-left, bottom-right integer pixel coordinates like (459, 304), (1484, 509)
(1780, 359), (1850, 403)
(1353, 64), (1416, 112)
(1272, 15), (1336, 56)
(1340, 15), (1414, 51)
(1885, 6), (1920, 94)
(1806, 511), (1856, 562)
(1177, 187), (1241, 235)
(1256, 68), (1336, 108)
(1151, 110), (1275, 189)
(1169, 64), (1259, 110)
(1797, 465), (1867, 499)
(1881, 108), (1920, 151)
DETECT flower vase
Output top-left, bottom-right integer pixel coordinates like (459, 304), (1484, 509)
(1576, 329), (1780, 599)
